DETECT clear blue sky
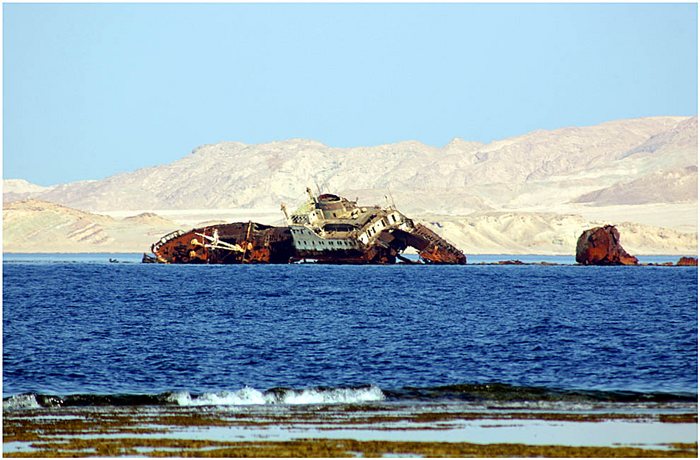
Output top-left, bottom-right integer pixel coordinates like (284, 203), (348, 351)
(4, 3), (698, 185)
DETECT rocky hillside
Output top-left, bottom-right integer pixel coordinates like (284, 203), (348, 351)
(4, 115), (696, 254)
(3, 179), (53, 204)
(423, 212), (697, 256)
(574, 166), (698, 206)
(3, 199), (696, 255)
(8, 116), (696, 215)
(3, 200), (178, 253)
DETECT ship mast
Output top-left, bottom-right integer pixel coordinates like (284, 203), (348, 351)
(306, 187), (317, 204)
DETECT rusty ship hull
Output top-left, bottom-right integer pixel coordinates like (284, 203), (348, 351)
(148, 222), (294, 264)
(146, 191), (466, 265)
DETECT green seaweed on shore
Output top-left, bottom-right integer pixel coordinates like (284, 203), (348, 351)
(4, 437), (698, 458)
(4, 406), (697, 457)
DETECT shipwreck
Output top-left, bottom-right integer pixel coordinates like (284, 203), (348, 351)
(144, 189), (466, 265)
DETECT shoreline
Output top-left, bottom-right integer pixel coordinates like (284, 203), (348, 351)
(3, 258), (697, 268)
(3, 251), (698, 256)
(4, 402), (697, 457)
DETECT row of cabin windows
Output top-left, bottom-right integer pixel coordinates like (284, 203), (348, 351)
(297, 239), (354, 248)
(364, 216), (393, 239)
(368, 220), (384, 236)
(294, 214), (397, 243)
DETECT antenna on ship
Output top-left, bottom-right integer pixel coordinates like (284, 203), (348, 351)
(306, 187), (317, 204)
(313, 177), (323, 195)
(387, 188), (397, 209)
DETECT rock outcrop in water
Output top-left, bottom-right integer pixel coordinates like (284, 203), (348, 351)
(575, 225), (639, 265)
(676, 256), (698, 266)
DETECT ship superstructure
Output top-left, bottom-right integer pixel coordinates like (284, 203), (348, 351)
(146, 189), (466, 265)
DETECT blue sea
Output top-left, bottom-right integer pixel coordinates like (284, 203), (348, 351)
(3, 253), (698, 409)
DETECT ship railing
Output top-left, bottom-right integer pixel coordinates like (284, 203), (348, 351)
(291, 214), (310, 224)
(152, 229), (186, 252)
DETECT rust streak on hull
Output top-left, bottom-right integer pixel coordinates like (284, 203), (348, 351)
(151, 222), (294, 264)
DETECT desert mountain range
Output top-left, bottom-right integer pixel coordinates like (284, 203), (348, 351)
(4, 115), (698, 255)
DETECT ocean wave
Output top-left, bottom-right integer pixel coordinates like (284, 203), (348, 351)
(3, 385), (386, 410)
(168, 386), (386, 406)
(3, 383), (695, 410)
(3, 394), (42, 410)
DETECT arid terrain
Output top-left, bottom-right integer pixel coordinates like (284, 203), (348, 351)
(4, 116), (697, 255)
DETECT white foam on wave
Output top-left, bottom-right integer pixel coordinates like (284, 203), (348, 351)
(169, 386), (385, 407)
(275, 386), (386, 405)
(167, 387), (267, 406)
(3, 394), (41, 410)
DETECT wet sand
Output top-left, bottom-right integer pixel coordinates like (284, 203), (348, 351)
(3, 402), (697, 457)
